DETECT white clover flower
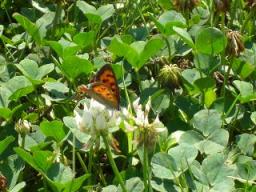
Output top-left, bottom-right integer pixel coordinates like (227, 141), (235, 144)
(122, 97), (166, 133)
(15, 119), (31, 135)
(74, 99), (120, 137)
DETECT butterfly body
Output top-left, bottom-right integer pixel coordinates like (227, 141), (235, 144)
(78, 64), (120, 110)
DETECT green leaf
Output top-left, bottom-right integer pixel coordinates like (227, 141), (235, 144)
(194, 53), (220, 73)
(47, 163), (73, 183)
(0, 136), (15, 155)
(16, 59), (54, 83)
(173, 26), (195, 49)
(73, 31), (96, 48)
(194, 77), (215, 91)
(139, 38), (164, 69)
(42, 82), (69, 101)
(97, 4), (115, 21)
(108, 37), (163, 70)
(233, 80), (256, 103)
(0, 155), (25, 190)
(191, 153), (235, 191)
(102, 185), (118, 192)
(5, 76), (34, 101)
(47, 39), (81, 58)
(13, 13), (42, 44)
(237, 160), (256, 181)
(151, 152), (177, 179)
(14, 148), (52, 174)
(40, 120), (66, 143)
(76, 1), (114, 24)
(192, 109), (222, 135)
(195, 27), (227, 55)
(251, 112), (256, 124)
(62, 56), (93, 81)
(151, 178), (176, 192)
(237, 133), (256, 156)
(123, 177), (144, 192)
(47, 163), (89, 192)
(0, 108), (12, 120)
(180, 129), (229, 154)
(10, 182), (26, 192)
(168, 143), (198, 173)
(157, 11), (187, 35)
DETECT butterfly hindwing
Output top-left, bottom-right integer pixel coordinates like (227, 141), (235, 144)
(89, 82), (119, 109)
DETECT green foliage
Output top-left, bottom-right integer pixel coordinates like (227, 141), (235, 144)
(0, 0), (256, 191)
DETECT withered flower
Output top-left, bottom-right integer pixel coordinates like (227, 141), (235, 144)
(226, 30), (244, 56)
(173, 0), (201, 11)
(246, 0), (256, 8)
(0, 175), (7, 191)
(214, 0), (230, 12)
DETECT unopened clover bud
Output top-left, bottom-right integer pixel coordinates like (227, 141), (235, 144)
(15, 119), (31, 135)
(158, 64), (182, 89)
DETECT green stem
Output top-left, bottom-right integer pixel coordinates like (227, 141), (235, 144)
(76, 152), (88, 173)
(163, 36), (172, 62)
(72, 133), (76, 176)
(143, 141), (149, 192)
(101, 133), (127, 192)
(88, 145), (94, 185)
(241, 9), (254, 34)
(21, 134), (26, 149)
(135, 69), (142, 92)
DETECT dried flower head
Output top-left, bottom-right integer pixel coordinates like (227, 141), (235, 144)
(214, 0), (229, 12)
(158, 64), (182, 89)
(173, 0), (201, 11)
(246, 0), (256, 8)
(0, 175), (7, 191)
(226, 30), (244, 56)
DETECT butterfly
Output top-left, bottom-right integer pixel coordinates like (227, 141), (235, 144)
(78, 64), (120, 110)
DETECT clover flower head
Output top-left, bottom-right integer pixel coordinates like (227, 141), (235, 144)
(15, 119), (31, 135)
(74, 99), (120, 137)
(122, 97), (166, 133)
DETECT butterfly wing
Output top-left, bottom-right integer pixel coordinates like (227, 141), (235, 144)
(78, 64), (120, 109)
(93, 64), (120, 105)
(83, 82), (119, 109)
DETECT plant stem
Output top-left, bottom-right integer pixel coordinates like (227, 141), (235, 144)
(88, 145), (94, 185)
(143, 131), (151, 192)
(101, 132), (127, 192)
(76, 152), (88, 173)
(21, 134), (26, 149)
(72, 133), (76, 176)
(163, 36), (172, 62)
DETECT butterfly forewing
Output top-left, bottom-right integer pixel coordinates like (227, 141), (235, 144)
(79, 64), (120, 110)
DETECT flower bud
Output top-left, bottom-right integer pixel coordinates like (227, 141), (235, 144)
(15, 119), (31, 135)
(158, 64), (182, 89)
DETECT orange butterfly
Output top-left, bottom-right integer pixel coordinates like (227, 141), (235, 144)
(78, 64), (120, 110)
